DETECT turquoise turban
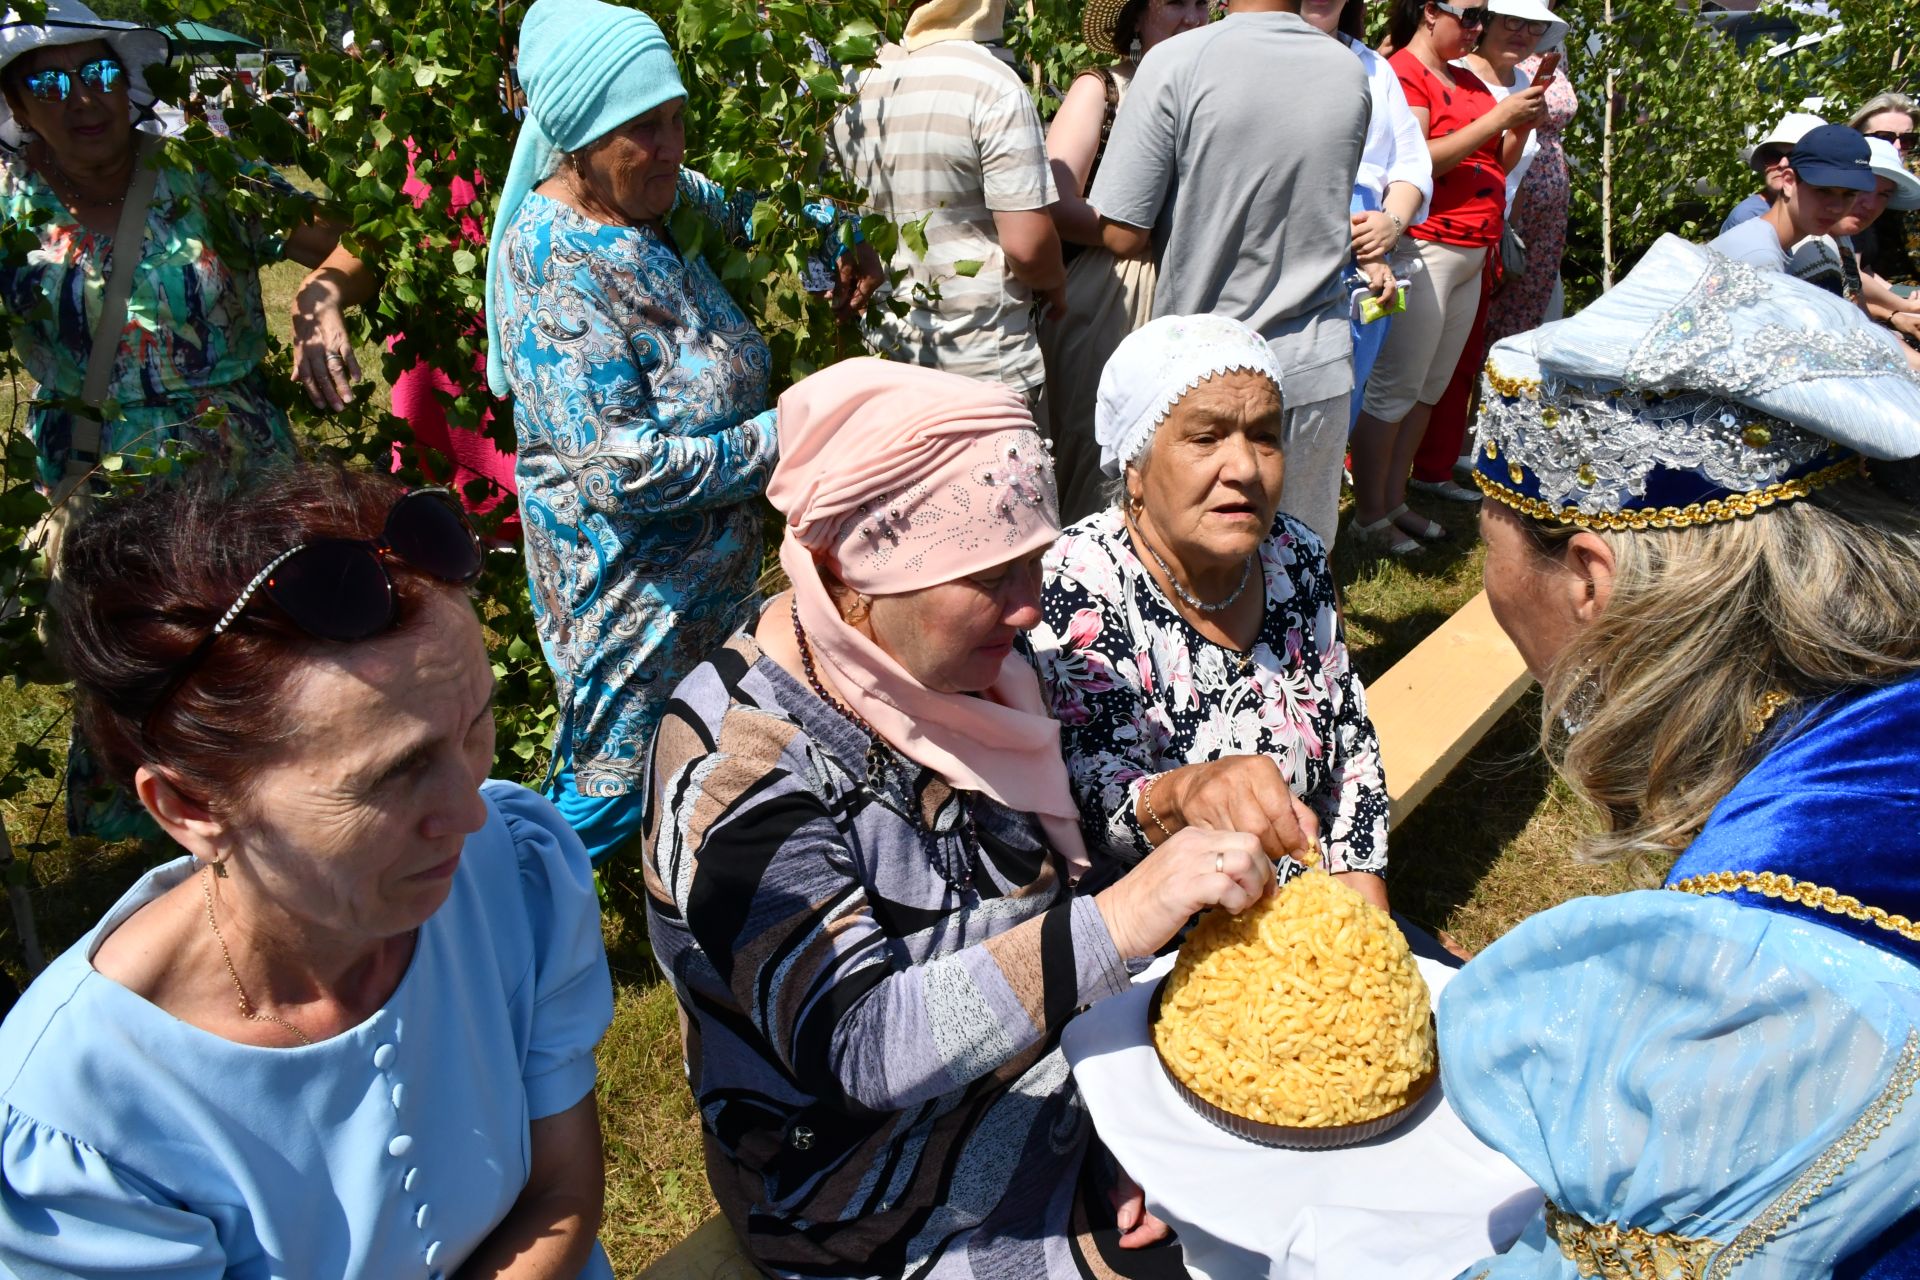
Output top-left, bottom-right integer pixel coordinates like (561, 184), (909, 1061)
(485, 0), (687, 397)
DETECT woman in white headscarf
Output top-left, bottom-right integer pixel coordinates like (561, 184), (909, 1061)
(1033, 314), (1390, 905)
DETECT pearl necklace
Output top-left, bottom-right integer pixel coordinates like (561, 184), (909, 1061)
(1130, 517), (1254, 614)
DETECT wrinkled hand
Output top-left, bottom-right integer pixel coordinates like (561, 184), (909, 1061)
(293, 279), (360, 412)
(1362, 259), (1399, 309)
(1111, 1165), (1173, 1250)
(1350, 210), (1400, 263)
(1095, 827), (1273, 960)
(1498, 82), (1549, 132)
(833, 243), (886, 319)
(1157, 755), (1321, 866)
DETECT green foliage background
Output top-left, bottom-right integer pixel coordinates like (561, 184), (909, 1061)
(0, 0), (1915, 903)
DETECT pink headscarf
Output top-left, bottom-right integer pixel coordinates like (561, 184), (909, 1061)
(767, 359), (1090, 879)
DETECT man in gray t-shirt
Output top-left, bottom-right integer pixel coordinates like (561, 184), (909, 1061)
(1091, 0), (1368, 546)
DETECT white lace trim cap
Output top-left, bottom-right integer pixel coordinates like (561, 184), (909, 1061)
(1094, 314), (1285, 478)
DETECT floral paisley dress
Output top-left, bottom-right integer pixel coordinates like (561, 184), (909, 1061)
(1487, 54), (1578, 342)
(1032, 508), (1389, 887)
(496, 171), (777, 810)
(0, 150), (299, 492)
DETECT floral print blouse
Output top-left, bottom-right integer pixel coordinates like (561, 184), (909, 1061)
(1032, 507), (1389, 885)
(496, 171), (778, 798)
(0, 147), (298, 491)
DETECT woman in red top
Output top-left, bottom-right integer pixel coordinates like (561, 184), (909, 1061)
(1348, 0), (1544, 555)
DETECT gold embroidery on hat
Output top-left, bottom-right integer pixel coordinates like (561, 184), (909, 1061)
(1469, 457), (1862, 531)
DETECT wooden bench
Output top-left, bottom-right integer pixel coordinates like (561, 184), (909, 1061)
(1366, 589), (1534, 830)
(635, 591), (1531, 1278)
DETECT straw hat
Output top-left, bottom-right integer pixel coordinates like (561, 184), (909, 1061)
(0, 0), (169, 148)
(1081, 0), (1143, 57)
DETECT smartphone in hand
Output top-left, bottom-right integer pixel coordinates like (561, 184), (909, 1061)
(1534, 50), (1561, 81)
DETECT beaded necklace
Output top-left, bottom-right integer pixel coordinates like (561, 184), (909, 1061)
(789, 598), (979, 895)
(1127, 513), (1254, 614)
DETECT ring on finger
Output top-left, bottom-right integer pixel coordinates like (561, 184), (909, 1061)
(326, 353), (347, 366)
(1214, 851), (1224, 874)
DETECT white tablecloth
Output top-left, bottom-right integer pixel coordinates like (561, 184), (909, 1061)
(1061, 955), (1542, 1280)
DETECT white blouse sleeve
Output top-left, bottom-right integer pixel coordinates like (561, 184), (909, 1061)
(1373, 51), (1434, 224)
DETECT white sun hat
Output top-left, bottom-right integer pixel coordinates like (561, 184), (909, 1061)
(1485, 0), (1568, 53)
(0, 0), (170, 148)
(1864, 136), (1920, 212)
(1741, 110), (1826, 169)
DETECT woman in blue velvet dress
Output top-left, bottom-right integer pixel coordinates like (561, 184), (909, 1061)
(1449, 235), (1920, 1278)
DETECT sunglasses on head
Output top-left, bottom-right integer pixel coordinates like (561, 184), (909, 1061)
(1431, 1), (1489, 28)
(142, 489), (484, 731)
(21, 56), (125, 104)
(1865, 129), (1919, 150)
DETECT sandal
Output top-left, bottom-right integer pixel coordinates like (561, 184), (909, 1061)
(1387, 503), (1447, 542)
(1347, 514), (1421, 557)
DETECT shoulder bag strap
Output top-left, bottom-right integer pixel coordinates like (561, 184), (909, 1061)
(68, 135), (160, 474)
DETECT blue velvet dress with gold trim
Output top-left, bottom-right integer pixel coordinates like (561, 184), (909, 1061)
(1666, 671), (1920, 1278)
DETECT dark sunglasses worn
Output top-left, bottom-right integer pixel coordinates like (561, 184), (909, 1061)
(142, 489), (483, 731)
(1865, 129), (1919, 150)
(1431, 1), (1489, 28)
(1494, 13), (1550, 34)
(22, 57), (125, 104)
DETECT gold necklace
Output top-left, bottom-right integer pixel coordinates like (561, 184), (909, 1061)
(200, 864), (315, 1046)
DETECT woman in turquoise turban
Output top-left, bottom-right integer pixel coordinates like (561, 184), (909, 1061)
(1448, 234), (1920, 1278)
(488, 0), (869, 864)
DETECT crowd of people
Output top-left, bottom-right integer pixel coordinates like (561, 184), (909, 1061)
(1, 0), (1918, 1277)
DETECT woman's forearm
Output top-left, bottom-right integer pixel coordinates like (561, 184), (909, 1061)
(1383, 181), (1424, 230)
(456, 1095), (605, 1280)
(1428, 112), (1506, 176)
(1048, 160), (1108, 247)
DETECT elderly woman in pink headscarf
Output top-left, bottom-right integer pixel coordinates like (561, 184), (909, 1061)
(642, 358), (1290, 1280)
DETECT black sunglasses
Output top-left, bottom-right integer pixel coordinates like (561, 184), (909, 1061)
(22, 57), (125, 104)
(1494, 13), (1550, 33)
(1865, 129), (1919, 150)
(142, 489), (483, 729)
(1431, 1), (1489, 27)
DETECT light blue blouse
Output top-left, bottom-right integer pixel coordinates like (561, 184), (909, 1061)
(0, 781), (615, 1279)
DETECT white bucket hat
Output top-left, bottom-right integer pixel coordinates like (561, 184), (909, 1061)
(1741, 110), (1826, 169)
(1864, 136), (1920, 212)
(1485, 0), (1568, 53)
(0, 0), (169, 148)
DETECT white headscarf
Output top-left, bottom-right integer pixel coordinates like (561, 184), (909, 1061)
(1093, 314), (1286, 477)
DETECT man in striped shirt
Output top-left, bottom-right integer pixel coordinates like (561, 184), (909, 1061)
(831, 0), (1067, 421)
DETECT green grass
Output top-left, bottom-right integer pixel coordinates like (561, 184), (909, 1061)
(0, 265), (1639, 1273)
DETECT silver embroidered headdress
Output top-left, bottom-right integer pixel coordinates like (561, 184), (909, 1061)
(1473, 235), (1920, 530)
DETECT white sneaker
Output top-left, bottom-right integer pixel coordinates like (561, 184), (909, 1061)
(1409, 477), (1483, 503)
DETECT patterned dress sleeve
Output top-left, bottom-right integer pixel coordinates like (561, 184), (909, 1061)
(511, 227), (777, 518)
(653, 752), (1129, 1113)
(1034, 528), (1163, 871)
(674, 166), (756, 243)
(1290, 540), (1389, 875)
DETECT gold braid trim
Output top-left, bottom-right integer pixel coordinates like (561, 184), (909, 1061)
(1543, 1032), (1920, 1280)
(1544, 1206), (1719, 1279)
(1669, 872), (1920, 945)
(1705, 1030), (1920, 1278)
(1470, 457), (1863, 531)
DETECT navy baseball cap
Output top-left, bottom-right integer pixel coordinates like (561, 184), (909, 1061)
(1788, 124), (1877, 192)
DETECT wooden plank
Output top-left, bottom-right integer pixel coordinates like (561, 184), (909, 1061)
(1364, 590), (1534, 830)
(634, 1216), (757, 1280)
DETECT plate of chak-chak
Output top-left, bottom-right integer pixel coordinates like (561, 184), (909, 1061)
(1150, 868), (1438, 1150)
